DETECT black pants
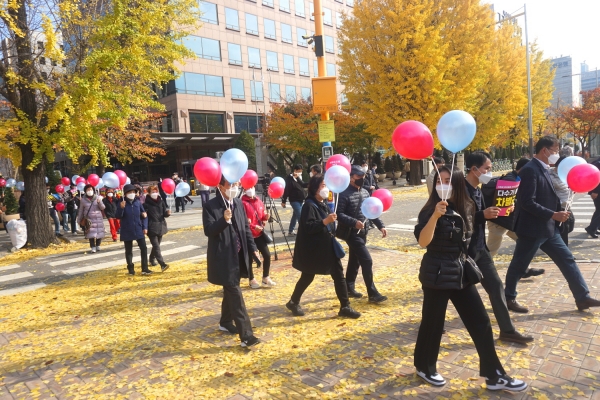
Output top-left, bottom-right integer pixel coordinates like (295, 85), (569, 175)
(291, 260), (350, 308)
(345, 233), (379, 297)
(124, 238), (148, 271)
(220, 251), (254, 341)
(414, 285), (505, 378)
(248, 234), (271, 280)
(175, 197), (185, 212)
(68, 210), (77, 233)
(473, 249), (515, 334)
(89, 238), (102, 248)
(561, 226), (569, 247)
(587, 196), (600, 232)
(200, 191), (210, 207)
(148, 234), (165, 267)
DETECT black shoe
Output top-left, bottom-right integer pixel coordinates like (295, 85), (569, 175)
(368, 294), (388, 304)
(150, 259), (158, 267)
(338, 306), (361, 319)
(286, 300), (305, 316)
(161, 264), (170, 272)
(127, 267), (135, 276)
(507, 299), (529, 313)
(141, 270), (153, 276)
(190, 200), (194, 204)
(585, 228), (599, 238)
(416, 370), (446, 386)
(499, 330), (534, 344)
(347, 286), (363, 299)
(485, 375), (527, 392)
(522, 268), (545, 278)
(218, 322), (237, 334)
(241, 335), (261, 348)
(576, 297), (600, 311)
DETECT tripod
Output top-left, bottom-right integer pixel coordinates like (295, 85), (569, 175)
(261, 190), (293, 260)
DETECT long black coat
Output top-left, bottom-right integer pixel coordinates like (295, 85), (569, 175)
(203, 194), (257, 286)
(293, 196), (339, 275)
(144, 197), (169, 236)
(102, 196), (118, 219)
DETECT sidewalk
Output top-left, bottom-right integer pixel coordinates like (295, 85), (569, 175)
(1, 245), (600, 399)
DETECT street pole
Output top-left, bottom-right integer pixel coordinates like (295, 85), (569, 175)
(313, 0), (331, 167)
(524, 4), (534, 158)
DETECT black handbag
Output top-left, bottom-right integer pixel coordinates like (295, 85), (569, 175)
(306, 199), (346, 259)
(335, 190), (363, 241)
(560, 208), (575, 234)
(262, 232), (273, 243)
(247, 200), (273, 243)
(462, 255), (483, 285)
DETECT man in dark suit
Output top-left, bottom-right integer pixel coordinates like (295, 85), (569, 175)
(203, 175), (261, 347)
(505, 136), (600, 313)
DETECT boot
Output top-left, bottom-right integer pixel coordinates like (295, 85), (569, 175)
(346, 282), (363, 298)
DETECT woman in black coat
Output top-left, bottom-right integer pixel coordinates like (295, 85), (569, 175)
(413, 166), (526, 392)
(144, 185), (171, 272)
(286, 174), (360, 319)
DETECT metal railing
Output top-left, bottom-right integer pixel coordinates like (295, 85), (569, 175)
(492, 159), (513, 172)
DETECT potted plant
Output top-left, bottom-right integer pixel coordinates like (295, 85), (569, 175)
(2, 187), (20, 222)
(392, 156), (402, 179)
(384, 157), (393, 178)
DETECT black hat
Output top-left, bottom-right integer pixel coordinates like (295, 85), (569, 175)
(123, 184), (136, 194)
(350, 165), (365, 177)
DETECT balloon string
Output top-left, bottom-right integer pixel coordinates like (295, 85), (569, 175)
(334, 192), (339, 214)
(445, 153), (455, 202)
(431, 156), (442, 197)
(559, 190), (575, 227)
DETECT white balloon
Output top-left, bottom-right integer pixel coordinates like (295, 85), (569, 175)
(220, 148), (248, 183)
(175, 182), (191, 197)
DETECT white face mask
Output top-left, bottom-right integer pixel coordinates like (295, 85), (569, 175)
(309, 172), (314, 178)
(225, 186), (239, 199)
(86, 190), (94, 196)
(150, 193), (159, 199)
(245, 188), (255, 198)
(362, 166), (368, 172)
(126, 193), (135, 200)
(476, 169), (493, 184)
(107, 193), (114, 197)
(547, 149), (560, 164)
(436, 185), (452, 200)
(319, 187), (330, 200)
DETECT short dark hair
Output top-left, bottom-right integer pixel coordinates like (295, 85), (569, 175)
(432, 156), (444, 167)
(219, 175), (227, 186)
(83, 184), (94, 193)
(307, 174), (324, 197)
(371, 163), (377, 168)
(554, 156), (567, 169)
(515, 157), (530, 171)
(294, 164), (303, 171)
(535, 135), (559, 154)
(310, 164), (322, 174)
(465, 151), (492, 170)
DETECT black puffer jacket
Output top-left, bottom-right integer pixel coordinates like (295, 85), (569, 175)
(102, 196), (118, 218)
(414, 207), (471, 290)
(337, 186), (384, 232)
(144, 196), (169, 236)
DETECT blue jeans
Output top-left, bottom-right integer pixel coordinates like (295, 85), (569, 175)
(49, 208), (60, 234)
(505, 228), (590, 302)
(289, 201), (303, 233)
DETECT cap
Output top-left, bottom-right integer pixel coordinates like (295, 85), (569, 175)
(350, 165), (365, 177)
(122, 184), (136, 194)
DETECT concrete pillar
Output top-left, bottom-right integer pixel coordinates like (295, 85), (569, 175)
(457, 153), (465, 173)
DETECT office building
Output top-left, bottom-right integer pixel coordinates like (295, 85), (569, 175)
(550, 56), (581, 108)
(581, 62), (600, 92)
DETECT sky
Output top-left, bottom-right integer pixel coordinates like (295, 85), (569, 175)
(490, 0), (600, 71)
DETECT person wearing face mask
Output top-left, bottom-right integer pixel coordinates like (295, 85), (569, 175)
(281, 164), (307, 236)
(144, 185), (171, 272)
(203, 175), (261, 348)
(505, 136), (600, 313)
(337, 165), (388, 303)
(61, 184), (79, 234)
(172, 172), (185, 213)
(116, 184), (150, 275)
(413, 166), (527, 392)
(102, 188), (120, 242)
(286, 174), (361, 319)
(309, 164), (322, 178)
(77, 184), (106, 253)
(46, 184), (62, 237)
(426, 157), (445, 195)
(464, 152), (532, 344)
(242, 186), (275, 288)
(361, 160), (378, 195)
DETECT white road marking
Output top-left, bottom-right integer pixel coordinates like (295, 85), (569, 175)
(0, 264), (21, 271)
(408, 218), (418, 222)
(571, 212), (594, 216)
(570, 207), (596, 210)
(0, 271), (33, 283)
(0, 283), (46, 297)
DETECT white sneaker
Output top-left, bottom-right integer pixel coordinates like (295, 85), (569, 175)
(90, 247), (97, 253)
(249, 279), (261, 289)
(95, 246), (101, 252)
(416, 370), (446, 386)
(262, 277), (276, 287)
(486, 375), (527, 392)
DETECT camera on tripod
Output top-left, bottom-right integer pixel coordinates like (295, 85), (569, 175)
(258, 173), (271, 192)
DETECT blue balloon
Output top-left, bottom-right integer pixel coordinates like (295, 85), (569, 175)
(6, 178), (16, 188)
(220, 148), (248, 183)
(44, 177), (48, 184)
(361, 197), (384, 219)
(125, 177), (131, 185)
(175, 182), (191, 197)
(271, 176), (286, 187)
(324, 165), (350, 194)
(437, 110), (476, 153)
(557, 156), (586, 184)
(77, 182), (86, 192)
(16, 181), (24, 191)
(71, 175), (80, 185)
(102, 172), (120, 189)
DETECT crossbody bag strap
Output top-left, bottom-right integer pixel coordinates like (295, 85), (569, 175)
(247, 201), (264, 227)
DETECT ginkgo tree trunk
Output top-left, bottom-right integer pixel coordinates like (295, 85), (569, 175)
(0, 0), (199, 247)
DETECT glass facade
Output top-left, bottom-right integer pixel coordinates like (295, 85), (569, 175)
(230, 78), (245, 99)
(301, 87), (311, 100)
(281, 23), (293, 44)
(299, 57), (310, 76)
(270, 83), (281, 102)
(327, 63), (336, 76)
(183, 36), (221, 61)
(280, 0), (290, 12)
(199, 1), (218, 24)
(190, 113), (225, 133)
(297, 27), (308, 47)
(264, 18), (276, 40)
(325, 35), (334, 53)
(295, 0), (305, 17)
(284, 54), (295, 74)
(248, 47), (261, 68)
(286, 85), (296, 101)
(175, 72), (224, 96)
(323, 7), (332, 25)
(251, 81), (264, 101)
(246, 13), (259, 35)
(266, 51), (279, 71)
(225, 8), (240, 30)
(227, 43), (242, 65)
(234, 115), (263, 133)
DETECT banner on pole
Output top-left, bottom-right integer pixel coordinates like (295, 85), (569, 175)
(318, 120), (335, 142)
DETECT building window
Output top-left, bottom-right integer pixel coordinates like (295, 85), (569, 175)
(37, 41), (44, 51)
(225, 8), (240, 31)
(325, 36), (334, 53)
(158, 114), (174, 132)
(280, 0), (290, 12)
(294, 0), (305, 17)
(228, 43), (243, 65)
(175, 72), (224, 96)
(327, 63), (336, 76)
(235, 115), (263, 133)
(286, 85), (296, 101)
(248, 47), (261, 68)
(40, 56), (46, 65)
(323, 7), (332, 25)
(190, 113), (225, 133)
(230, 78), (245, 99)
(283, 54), (295, 74)
(251, 81), (264, 101)
(281, 23), (293, 44)
(297, 27), (308, 47)
(270, 83), (281, 102)
(199, 1), (218, 24)
(266, 51), (279, 71)
(299, 57), (310, 76)
(246, 13), (259, 35)
(334, 0), (342, 3)
(336, 11), (343, 28)
(340, 92), (349, 105)
(309, 2), (314, 20)
(264, 18), (277, 40)
(346, 0), (353, 6)
(262, 0), (274, 7)
(313, 60), (318, 77)
(301, 87), (311, 100)
(183, 36), (221, 61)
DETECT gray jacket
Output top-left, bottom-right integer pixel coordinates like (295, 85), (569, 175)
(77, 195), (106, 239)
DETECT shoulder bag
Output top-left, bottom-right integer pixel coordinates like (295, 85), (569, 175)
(247, 200), (273, 243)
(80, 198), (94, 234)
(335, 190), (363, 241)
(306, 199), (345, 259)
(461, 255), (483, 285)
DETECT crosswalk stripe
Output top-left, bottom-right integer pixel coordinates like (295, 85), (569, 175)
(573, 201), (594, 205)
(572, 212), (594, 216)
(0, 271), (33, 283)
(0, 283), (46, 297)
(63, 245), (201, 275)
(48, 241), (176, 267)
(0, 264), (21, 271)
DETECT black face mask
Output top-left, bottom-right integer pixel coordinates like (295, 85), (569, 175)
(355, 178), (364, 187)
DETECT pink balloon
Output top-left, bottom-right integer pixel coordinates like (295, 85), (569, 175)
(55, 203), (65, 212)
(0, 178), (5, 188)
(268, 182), (284, 199)
(87, 174), (100, 187)
(161, 178), (176, 195)
(372, 189), (393, 212)
(61, 177), (71, 186)
(326, 154), (351, 173)
(240, 170), (259, 189)
(567, 164), (600, 193)
(76, 177), (86, 185)
(194, 157), (221, 187)
(392, 120), (434, 160)
(55, 184), (65, 194)
(114, 170), (128, 186)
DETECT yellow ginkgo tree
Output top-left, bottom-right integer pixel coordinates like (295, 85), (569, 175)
(0, 0), (199, 247)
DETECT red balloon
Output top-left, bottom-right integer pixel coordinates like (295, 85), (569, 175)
(194, 157), (221, 187)
(114, 170), (128, 186)
(87, 174), (100, 187)
(55, 184), (65, 194)
(392, 120), (434, 160)
(76, 177), (86, 185)
(0, 178), (5, 188)
(240, 170), (259, 189)
(55, 203), (65, 212)
(326, 154), (351, 173)
(268, 182), (284, 199)
(567, 164), (600, 193)
(161, 178), (176, 195)
(372, 189), (393, 212)
(61, 177), (71, 186)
